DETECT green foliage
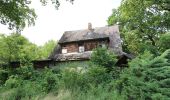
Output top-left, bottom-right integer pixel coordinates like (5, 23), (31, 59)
(40, 68), (59, 93)
(60, 67), (88, 90)
(1, 81), (45, 100)
(74, 85), (124, 100)
(91, 47), (117, 69)
(60, 64), (115, 93)
(0, 33), (57, 67)
(0, 67), (60, 99)
(0, 0), (75, 31)
(114, 49), (170, 100)
(0, 68), (8, 85)
(87, 66), (112, 85)
(0, 0), (36, 31)
(108, 0), (170, 54)
(5, 75), (22, 88)
(90, 47), (121, 79)
(159, 33), (170, 52)
(38, 40), (57, 59)
(16, 66), (34, 80)
(1, 32), (170, 100)
(107, 9), (120, 26)
(0, 33), (38, 65)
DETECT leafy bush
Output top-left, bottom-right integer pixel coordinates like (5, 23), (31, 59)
(159, 33), (170, 52)
(0, 68), (8, 85)
(91, 47), (117, 70)
(60, 65), (113, 91)
(1, 81), (45, 100)
(5, 75), (22, 88)
(41, 68), (59, 93)
(87, 66), (112, 85)
(114, 50), (170, 100)
(60, 67), (88, 90)
(2, 49), (169, 100)
(1, 68), (60, 99)
(16, 66), (35, 80)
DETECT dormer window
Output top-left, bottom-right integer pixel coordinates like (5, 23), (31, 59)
(79, 46), (85, 53)
(78, 43), (84, 53)
(62, 49), (67, 54)
(62, 45), (67, 54)
(101, 44), (106, 48)
(87, 32), (92, 35)
(98, 41), (107, 48)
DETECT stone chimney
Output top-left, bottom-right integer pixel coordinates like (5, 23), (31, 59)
(88, 23), (92, 30)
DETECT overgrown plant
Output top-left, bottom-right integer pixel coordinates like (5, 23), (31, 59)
(91, 47), (117, 70)
(114, 50), (170, 100)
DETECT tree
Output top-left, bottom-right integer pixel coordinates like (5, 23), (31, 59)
(0, 0), (36, 31)
(0, 0), (74, 31)
(115, 50), (170, 100)
(38, 40), (57, 59)
(0, 33), (40, 66)
(159, 33), (170, 52)
(108, 0), (170, 54)
(0, 33), (57, 66)
(91, 47), (117, 70)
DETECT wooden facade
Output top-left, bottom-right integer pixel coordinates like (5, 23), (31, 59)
(60, 38), (109, 53)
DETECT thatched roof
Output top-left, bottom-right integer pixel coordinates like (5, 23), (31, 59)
(49, 25), (123, 60)
(59, 25), (119, 44)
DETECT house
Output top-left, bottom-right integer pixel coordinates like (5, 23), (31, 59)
(48, 23), (124, 62)
(10, 23), (132, 68)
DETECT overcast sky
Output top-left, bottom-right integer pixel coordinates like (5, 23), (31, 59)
(0, 0), (121, 45)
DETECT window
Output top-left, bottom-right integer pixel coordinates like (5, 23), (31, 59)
(101, 44), (106, 48)
(98, 41), (107, 48)
(79, 46), (85, 53)
(62, 49), (67, 54)
(61, 45), (67, 54)
(78, 42), (84, 53)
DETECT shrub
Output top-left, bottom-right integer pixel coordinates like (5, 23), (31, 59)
(1, 68), (59, 99)
(60, 65), (117, 93)
(1, 82), (44, 100)
(159, 33), (170, 52)
(16, 66), (34, 80)
(87, 66), (112, 85)
(91, 47), (117, 71)
(0, 69), (8, 85)
(40, 68), (59, 93)
(114, 50), (170, 100)
(60, 67), (88, 90)
(5, 75), (22, 88)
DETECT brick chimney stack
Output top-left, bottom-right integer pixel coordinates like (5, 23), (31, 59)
(88, 23), (92, 30)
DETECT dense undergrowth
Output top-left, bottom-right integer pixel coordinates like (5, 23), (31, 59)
(0, 48), (170, 100)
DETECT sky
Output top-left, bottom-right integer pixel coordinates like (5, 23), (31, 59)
(0, 0), (121, 46)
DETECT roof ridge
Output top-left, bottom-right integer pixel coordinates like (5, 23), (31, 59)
(64, 25), (110, 33)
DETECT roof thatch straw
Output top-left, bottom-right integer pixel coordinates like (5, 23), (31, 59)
(49, 25), (123, 60)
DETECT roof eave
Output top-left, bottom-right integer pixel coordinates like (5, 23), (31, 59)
(58, 37), (109, 44)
